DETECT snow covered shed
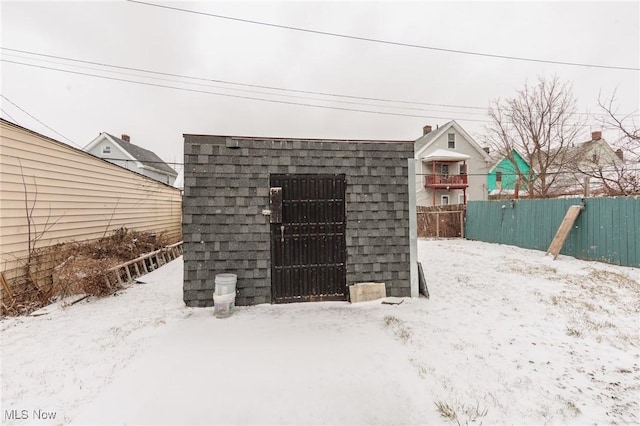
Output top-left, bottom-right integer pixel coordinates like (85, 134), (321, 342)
(182, 135), (417, 306)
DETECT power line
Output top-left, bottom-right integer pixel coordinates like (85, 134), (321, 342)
(127, 0), (640, 72)
(0, 107), (20, 125)
(100, 158), (640, 176)
(0, 94), (81, 147)
(7, 152), (636, 176)
(1, 59), (492, 122)
(1, 52), (490, 117)
(3, 59), (614, 128)
(98, 158), (183, 167)
(0, 47), (486, 111)
(2, 48), (632, 120)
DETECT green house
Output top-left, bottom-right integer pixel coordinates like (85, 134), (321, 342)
(487, 150), (532, 196)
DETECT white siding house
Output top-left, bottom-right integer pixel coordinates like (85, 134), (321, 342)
(0, 119), (182, 286)
(84, 133), (178, 185)
(553, 130), (626, 197)
(415, 121), (491, 206)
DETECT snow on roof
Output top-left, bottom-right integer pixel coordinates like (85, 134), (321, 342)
(421, 149), (471, 161)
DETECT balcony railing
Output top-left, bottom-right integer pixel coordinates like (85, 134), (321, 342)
(424, 174), (468, 188)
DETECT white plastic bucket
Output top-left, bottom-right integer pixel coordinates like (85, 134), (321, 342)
(215, 273), (237, 296)
(213, 292), (235, 318)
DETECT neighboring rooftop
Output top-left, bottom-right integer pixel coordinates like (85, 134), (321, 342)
(104, 133), (177, 176)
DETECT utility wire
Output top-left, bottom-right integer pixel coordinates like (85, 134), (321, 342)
(0, 94), (81, 147)
(1, 52), (490, 117)
(96, 157), (640, 176)
(2, 48), (627, 119)
(0, 107), (20, 125)
(0, 47), (486, 111)
(0, 59), (492, 122)
(2, 59), (614, 127)
(127, 0), (640, 72)
(5, 153), (635, 176)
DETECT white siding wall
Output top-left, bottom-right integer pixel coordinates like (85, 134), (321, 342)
(87, 139), (176, 185)
(140, 166), (175, 185)
(0, 122), (182, 282)
(86, 139), (139, 174)
(416, 128), (490, 206)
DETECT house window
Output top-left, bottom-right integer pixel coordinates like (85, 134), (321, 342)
(102, 145), (111, 154)
(441, 195), (450, 205)
(448, 133), (455, 149)
(458, 193), (465, 204)
(459, 164), (466, 175)
(440, 164), (449, 176)
(496, 171), (502, 182)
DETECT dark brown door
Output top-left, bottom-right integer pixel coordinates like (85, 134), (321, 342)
(270, 174), (347, 303)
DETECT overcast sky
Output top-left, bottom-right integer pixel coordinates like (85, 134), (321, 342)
(1, 1), (638, 173)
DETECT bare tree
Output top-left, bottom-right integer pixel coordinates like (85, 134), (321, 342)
(574, 90), (640, 195)
(18, 159), (62, 270)
(486, 76), (585, 198)
(598, 89), (640, 144)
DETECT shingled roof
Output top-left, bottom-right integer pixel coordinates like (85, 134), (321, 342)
(105, 133), (177, 176)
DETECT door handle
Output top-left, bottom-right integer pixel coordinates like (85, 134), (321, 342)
(280, 225), (285, 243)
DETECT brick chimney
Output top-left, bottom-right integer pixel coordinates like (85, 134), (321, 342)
(121, 134), (130, 142)
(423, 125), (432, 135)
(615, 148), (624, 161)
(591, 131), (602, 140)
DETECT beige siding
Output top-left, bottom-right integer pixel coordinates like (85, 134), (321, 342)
(0, 121), (182, 281)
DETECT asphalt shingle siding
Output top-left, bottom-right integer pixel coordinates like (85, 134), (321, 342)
(183, 135), (414, 306)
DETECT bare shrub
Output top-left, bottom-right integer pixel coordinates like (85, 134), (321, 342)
(53, 256), (120, 297)
(566, 326), (583, 337)
(435, 400), (488, 424)
(395, 326), (412, 342)
(435, 401), (458, 421)
(2, 227), (175, 316)
(384, 315), (401, 326)
(566, 400), (581, 415)
(383, 315), (412, 342)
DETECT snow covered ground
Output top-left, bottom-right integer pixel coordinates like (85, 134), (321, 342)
(1, 239), (638, 425)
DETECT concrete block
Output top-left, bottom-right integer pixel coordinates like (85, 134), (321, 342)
(349, 282), (386, 303)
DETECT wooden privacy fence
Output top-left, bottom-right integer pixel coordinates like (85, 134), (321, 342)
(417, 204), (465, 238)
(465, 196), (639, 267)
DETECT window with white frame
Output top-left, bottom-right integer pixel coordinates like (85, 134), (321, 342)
(448, 133), (455, 149)
(458, 193), (465, 204)
(441, 195), (450, 205)
(102, 145), (111, 154)
(459, 164), (466, 175)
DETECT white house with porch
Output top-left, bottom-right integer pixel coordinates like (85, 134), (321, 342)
(415, 121), (491, 206)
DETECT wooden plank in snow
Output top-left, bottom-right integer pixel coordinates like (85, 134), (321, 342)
(546, 205), (584, 259)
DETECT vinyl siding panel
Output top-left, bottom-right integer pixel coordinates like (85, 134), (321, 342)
(0, 121), (182, 282)
(416, 129), (489, 206)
